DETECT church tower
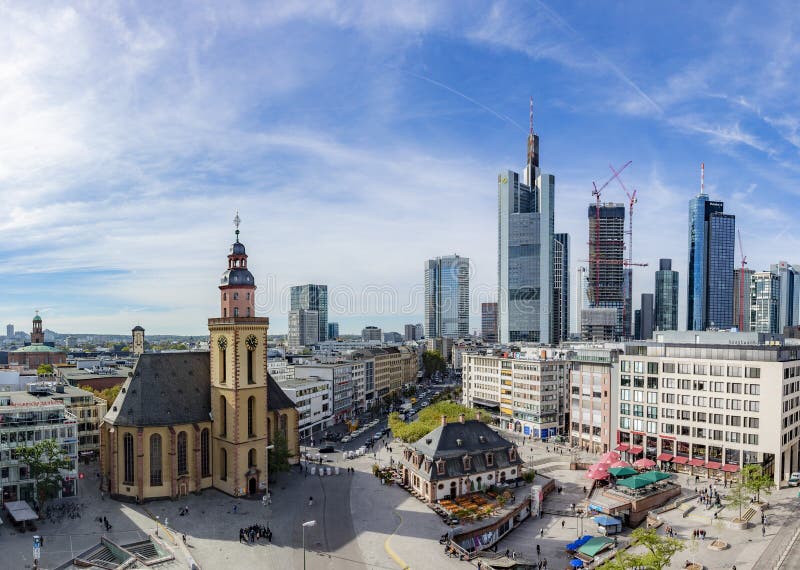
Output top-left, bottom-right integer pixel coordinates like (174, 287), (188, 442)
(209, 213), (270, 497)
(31, 311), (44, 344)
(131, 325), (145, 356)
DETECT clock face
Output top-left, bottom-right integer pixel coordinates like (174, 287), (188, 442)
(217, 336), (228, 350)
(246, 334), (259, 351)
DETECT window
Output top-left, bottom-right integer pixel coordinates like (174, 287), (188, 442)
(634, 376), (644, 388)
(662, 362), (675, 373)
(220, 448), (228, 480)
(744, 401), (760, 412)
(220, 348), (227, 383)
(633, 419), (644, 431)
(647, 392), (658, 404)
(647, 406), (658, 419)
(233, 292), (239, 300)
(647, 377), (658, 389)
(436, 460), (445, 475)
(177, 431), (188, 475)
(621, 360), (631, 372)
(662, 393), (675, 404)
(248, 448), (257, 467)
(678, 379), (691, 390)
(620, 403), (630, 415)
(620, 417), (631, 429)
(745, 367), (761, 378)
(662, 422), (674, 434)
(123, 433), (134, 485)
(247, 350), (254, 384)
(634, 361), (643, 373)
(727, 383), (742, 394)
(621, 389), (630, 401)
(486, 452), (494, 467)
(678, 363), (691, 374)
(220, 396), (227, 437)
(150, 434), (162, 486)
(745, 384), (761, 395)
(646, 421), (657, 434)
(662, 378), (675, 388)
(744, 433), (759, 445)
(727, 431), (740, 443)
(726, 415), (741, 427)
(634, 390), (644, 403)
(711, 365), (724, 376)
(744, 417), (759, 429)
(647, 362), (658, 374)
(621, 376), (631, 387)
(201, 428), (211, 478)
(633, 405), (644, 417)
(248, 397), (256, 437)
(693, 364), (707, 375)
(234, 307), (239, 317)
(727, 399), (742, 411)
(463, 455), (472, 471)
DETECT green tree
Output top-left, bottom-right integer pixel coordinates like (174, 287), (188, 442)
(37, 364), (54, 375)
(742, 464), (773, 503)
(16, 439), (73, 507)
(422, 350), (447, 377)
(628, 528), (685, 570)
(268, 431), (293, 480)
(599, 551), (639, 570)
(79, 384), (122, 406)
(389, 401), (487, 442)
(727, 478), (750, 521)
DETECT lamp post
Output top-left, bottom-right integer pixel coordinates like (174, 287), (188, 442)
(302, 520), (316, 570)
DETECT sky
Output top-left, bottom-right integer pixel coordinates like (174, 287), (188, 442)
(1, 1), (800, 335)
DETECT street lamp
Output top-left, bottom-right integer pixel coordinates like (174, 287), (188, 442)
(302, 520), (316, 570)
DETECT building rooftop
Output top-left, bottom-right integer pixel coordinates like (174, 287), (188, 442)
(15, 343), (61, 353)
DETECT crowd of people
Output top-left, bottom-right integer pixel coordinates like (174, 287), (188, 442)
(239, 524), (272, 544)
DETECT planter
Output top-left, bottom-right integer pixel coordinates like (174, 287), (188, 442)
(708, 540), (729, 551)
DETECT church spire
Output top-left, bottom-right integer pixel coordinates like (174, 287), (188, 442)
(234, 210), (241, 243)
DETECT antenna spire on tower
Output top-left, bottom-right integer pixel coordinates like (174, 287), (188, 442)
(233, 210), (241, 242)
(529, 95), (534, 138)
(700, 162), (705, 195)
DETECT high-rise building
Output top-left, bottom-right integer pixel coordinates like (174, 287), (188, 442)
(288, 309), (319, 349)
(361, 326), (382, 342)
(573, 266), (587, 336)
(290, 284), (328, 341)
(750, 272), (781, 333)
(770, 262), (800, 330)
(687, 186), (735, 330)
(5, 324), (13, 338)
(327, 322), (339, 340)
(552, 233), (570, 344)
(383, 332), (403, 343)
(587, 203), (626, 339)
(498, 103), (555, 344)
(424, 255), (469, 339)
(481, 302), (498, 343)
(404, 324), (419, 341)
(654, 259), (679, 332)
(638, 293), (654, 340)
(733, 267), (755, 331)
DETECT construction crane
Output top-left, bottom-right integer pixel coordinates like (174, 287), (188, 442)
(738, 229), (748, 331)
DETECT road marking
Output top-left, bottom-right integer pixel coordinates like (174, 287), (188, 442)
(384, 511), (410, 570)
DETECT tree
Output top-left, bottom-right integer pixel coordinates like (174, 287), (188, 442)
(742, 464), (773, 503)
(268, 431), (293, 480)
(16, 439), (73, 507)
(37, 364), (54, 375)
(422, 350), (447, 377)
(628, 528), (685, 570)
(727, 477), (749, 521)
(599, 551), (638, 570)
(80, 384), (122, 406)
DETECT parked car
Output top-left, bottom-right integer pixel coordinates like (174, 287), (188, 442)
(341, 435), (351, 443)
(789, 472), (800, 486)
(319, 446), (335, 453)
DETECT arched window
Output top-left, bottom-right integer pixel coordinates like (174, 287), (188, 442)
(247, 307), (251, 317)
(233, 292), (239, 300)
(219, 396), (227, 437)
(220, 448), (228, 481)
(248, 448), (257, 467)
(220, 348), (226, 383)
(177, 431), (188, 475)
(200, 428), (210, 478)
(279, 413), (288, 437)
(123, 433), (134, 484)
(234, 307), (239, 317)
(150, 434), (162, 486)
(247, 397), (255, 437)
(223, 308), (227, 317)
(247, 350), (254, 384)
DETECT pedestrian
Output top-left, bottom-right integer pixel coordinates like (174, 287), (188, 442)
(562, 520), (565, 529)
(536, 544), (541, 556)
(262, 496), (267, 507)
(233, 504), (238, 514)
(762, 525), (766, 537)
(309, 496), (314, 507)
(505, 548), (510, 557)
(543, 558), (547, 569)
(182, 534), (187, 545)
(540, 527), (544, 537)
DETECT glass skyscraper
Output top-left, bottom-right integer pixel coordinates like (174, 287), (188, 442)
(290, 284), (328, 341)
(424, 255), (469, 339)
(770, 261), (800, 331)
(687, 195), (735, 330)
(654, 258), (679, 331)
(750, 272), (781, 333)
(498, 126), (555, 344)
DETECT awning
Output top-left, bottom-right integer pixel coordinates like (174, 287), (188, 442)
(614, 444), (630, 452)
(4, 501), (38, 522)
(688, 458), (705, 467)
(705, 461), (722, 470)
(578, 536), (615, 557)
(566, 535), (593, 551)
(593, 515), (622, 526)
(671, 456), (689, 465)
(722, 464), (740, 473)
(628, 446), (643, 455)
(656, 453), (673, 461)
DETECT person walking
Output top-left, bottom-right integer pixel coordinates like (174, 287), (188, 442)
(309, 496), (314, 507)
(540, 528), (544, 538)
(536, 544), (541, 557)
(562, 520), (565, 529)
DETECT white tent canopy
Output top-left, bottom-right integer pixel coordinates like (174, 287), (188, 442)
(5, 500), (38, 522)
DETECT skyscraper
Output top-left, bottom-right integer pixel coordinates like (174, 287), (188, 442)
(424, 255), (469, 339)
(288, 309), (319, 349)
(586, 203), (626, 339)
(733, 267), (755, 331)
(481, 302), (498, 343)
(5, 324), (13, 338)
(573, 266), (587, 336)
(638, 293), (654, 340)
(687, 172), (735, 330)
(498, 100), (555, 344)
(770, 261), (800, 330)
(290, 284), (328, 341)
(327, 322), (339, 340)
(654, 258), (679, 331)
(552, 233), (570, 344)
(750, 272), (780, 333)
(361, 326), (382, 341)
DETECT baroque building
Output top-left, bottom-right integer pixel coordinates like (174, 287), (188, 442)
(100, 218), (299, 502)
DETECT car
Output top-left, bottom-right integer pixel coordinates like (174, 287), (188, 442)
(789, 472), (800, 486)
(319, 446), (335, 453)
(341, 435), (351, 443)
(373, 433), (383, 441)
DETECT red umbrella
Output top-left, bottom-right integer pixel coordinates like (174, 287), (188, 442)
(610, 460), (632, 468)
(587, 469), (609, 480)
(601, 451), (621, 462)
(589, 463), (609, 472)
(634, 458), (656, 469)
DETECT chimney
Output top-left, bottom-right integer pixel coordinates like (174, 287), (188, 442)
(441, 415), (447, 427)
(459, 413), (466, 424)
(476, 411), (482, 422)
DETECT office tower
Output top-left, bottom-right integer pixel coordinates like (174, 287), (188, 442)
(383, 332), (403, 343)
(481, 302), (498, 343)
(290, 284), (328, 341)
(654, 259), (679, 331)
(587, 203), (626, 339)
(404, 324), (417, 341)
(639, 293), (654, 340)
(750, 272), (781, 333)
(288, 309), (319, 349)
(573, 266), (587, 336)
(327, 322), (339, 340)
(733, 267), (755, 331)
(424, 255), (469, 339)
(498, 101), (555, 344)
(6, 324), (13, 338)
(770, 262), (800, 330)
(552, 233), (570, 344)
(634, 310), (641, 340)
(361, 326), (382, 341)
(415, 323), (424, 339)
(687, 181), (735, 330)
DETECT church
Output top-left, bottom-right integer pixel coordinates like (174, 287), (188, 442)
(99, 219), (300, 502)
(9, 312), (67, 369)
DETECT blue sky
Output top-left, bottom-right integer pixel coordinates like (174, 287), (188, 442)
(1, 1), (799, 335)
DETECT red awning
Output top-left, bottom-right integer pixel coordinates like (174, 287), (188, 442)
(705, 461), (722, 470)
(671, 456), (689, 465)
(722, 464), (740, 473)
(688, 458), (705, 467)
(614, 444), (630, 452)
(628, 446), (643, 455)
(656, 453), (673, 461)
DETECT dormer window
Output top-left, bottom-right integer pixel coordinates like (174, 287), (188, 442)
(436, 459), (445, 475)
(424, 459), (431, 472)
(509, 447), (517, 462)
(463, 455), (472, 471)
(486, 452), (494, 467)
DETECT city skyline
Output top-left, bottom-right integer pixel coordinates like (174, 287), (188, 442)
(2, 2), (800, 334)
